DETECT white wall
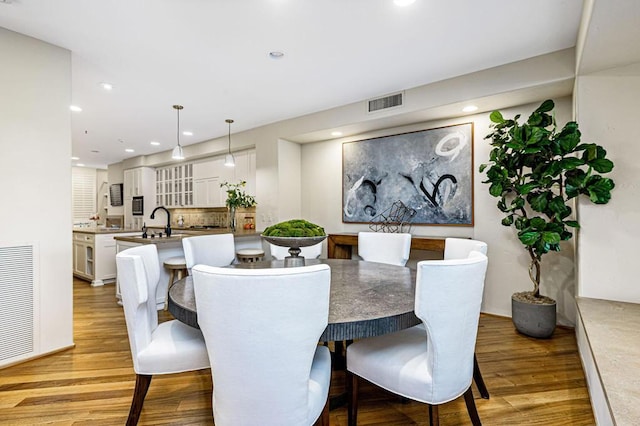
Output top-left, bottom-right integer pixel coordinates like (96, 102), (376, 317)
(277, 139), (302, 221)
(301, 98), (577, 323)
(575, 63), (640, 303)
(0, 27), (73, 365)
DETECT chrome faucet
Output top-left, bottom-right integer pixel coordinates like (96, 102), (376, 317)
(150, 206), (172, 237)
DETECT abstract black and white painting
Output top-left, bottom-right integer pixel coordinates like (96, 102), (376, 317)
(342, 123), (473, 226)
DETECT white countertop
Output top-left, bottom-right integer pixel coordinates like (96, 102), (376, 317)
(576, 297), (640, 425)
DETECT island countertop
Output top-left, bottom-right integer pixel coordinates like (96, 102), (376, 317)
(113, 227), (260, 244)
(73, 227), (142, 235)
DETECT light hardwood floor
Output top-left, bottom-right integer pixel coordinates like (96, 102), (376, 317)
(0, 279), (595, 425)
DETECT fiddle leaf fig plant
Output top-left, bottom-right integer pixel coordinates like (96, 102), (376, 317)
(480, 99), (615, 299)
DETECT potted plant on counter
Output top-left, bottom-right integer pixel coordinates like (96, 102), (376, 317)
(221, 180), (257, 231)
(480, 99), (615, 338)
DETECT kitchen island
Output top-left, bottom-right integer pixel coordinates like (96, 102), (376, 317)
(73, 227), (140, 286)
(114, 227), (263, 308)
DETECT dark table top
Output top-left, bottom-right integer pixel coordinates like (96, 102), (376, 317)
(168, 258), (420, 342)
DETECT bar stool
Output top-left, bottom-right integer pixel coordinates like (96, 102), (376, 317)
(236, 248), (265, 263)
(163, 256), (188, 310)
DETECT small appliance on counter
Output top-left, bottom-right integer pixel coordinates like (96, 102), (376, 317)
(105, 215), (124, 229)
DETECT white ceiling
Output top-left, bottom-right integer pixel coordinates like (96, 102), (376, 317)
(0, 0), (586, 169)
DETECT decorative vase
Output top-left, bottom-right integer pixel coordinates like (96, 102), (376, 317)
(511, 293), (556, 338)
(261, 235), (327, 267)
(228, 206), (236, 232)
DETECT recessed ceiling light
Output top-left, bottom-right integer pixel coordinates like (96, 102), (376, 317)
(269, 51), (285, 59)
(462, 105), (478, 112)
(71, 156), (80, 160)
(331, 131), (343, 137)
(76, 163), (85, 167)
(125, 148), (135, 153)
(182, 131), (193, 136)
(99, 82), (113, 91)
(150, 141), (160, 146)
(394, 0), (415, 6)
(70, 105), (82, 112)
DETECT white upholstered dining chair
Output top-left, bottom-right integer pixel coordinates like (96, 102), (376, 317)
(346, 252), (488, 426)
(191, 263), (332, 426)
(357, 231), (412, 266)
(444, 237), (490, 399)
(182, 233), (236, 272)
(116, 244), (210, 426)
(269, 242), (323, 260)
(444, 237), (488, 260)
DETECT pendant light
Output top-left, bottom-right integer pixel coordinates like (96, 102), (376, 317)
(224, 118), (235, 167)
(171, 105), (185, 160)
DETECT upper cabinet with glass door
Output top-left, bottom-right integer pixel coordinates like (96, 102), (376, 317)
(156, 163), (193, 208)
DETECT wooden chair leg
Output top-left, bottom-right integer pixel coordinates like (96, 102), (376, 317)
(463, 386), (482, 426)
(428, 404), (439, 426)
(347, 371), (359, 426)
(164, 269), (176, 310)
(313, 397), (330, 426)
(126, 374), (152, 426)
(473, 353), (490, 399)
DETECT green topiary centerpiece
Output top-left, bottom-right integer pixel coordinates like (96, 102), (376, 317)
(262, 220), (327, 267)
(263, 219), (325, 237)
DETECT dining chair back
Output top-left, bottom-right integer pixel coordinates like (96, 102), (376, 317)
(443, 237), (490, 399)
(347, 251), (488, 426)
(116, 244), (209, 425)
(269, 242), (323, 260)
(357, 231), (412, 266)
(192, 263), (332, 426)
(444, 237), (488, 260)
(182, 233), (236, 272)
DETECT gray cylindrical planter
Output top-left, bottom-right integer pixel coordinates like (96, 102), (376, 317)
(511, 293), (556, 338)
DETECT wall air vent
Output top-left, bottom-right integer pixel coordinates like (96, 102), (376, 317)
(367, 92), (404, 113)
(0, 244), (35, 362)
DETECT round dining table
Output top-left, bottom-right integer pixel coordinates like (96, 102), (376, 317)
(168, 258), (420, 342)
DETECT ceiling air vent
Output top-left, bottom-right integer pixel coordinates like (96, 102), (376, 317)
(368, 92), (404, 113)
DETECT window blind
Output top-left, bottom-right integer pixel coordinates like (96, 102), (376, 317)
(72, 167), (97, 224)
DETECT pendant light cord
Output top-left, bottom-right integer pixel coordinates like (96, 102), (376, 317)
(177, 107), (181, 147)
(173, 104), (184, 148)
(226, 118), (234, 153)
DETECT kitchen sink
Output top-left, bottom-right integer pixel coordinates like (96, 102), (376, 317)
(141, 233), (187, 239)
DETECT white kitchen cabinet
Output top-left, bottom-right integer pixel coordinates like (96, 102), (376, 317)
(233, 149), (256, 196)
(124, 167), (155, 230)
(93, 233), (138, 286)
(193, 158), (218, 180)
(193, 158), (228, 207)
(73, 232), (94, 281)
(73, 231), (139, 286)
(193, 176), (222, 207)
(124, 167), (154, 198)
(192, 151), (255, 207)
(156, 163), (193, 208)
